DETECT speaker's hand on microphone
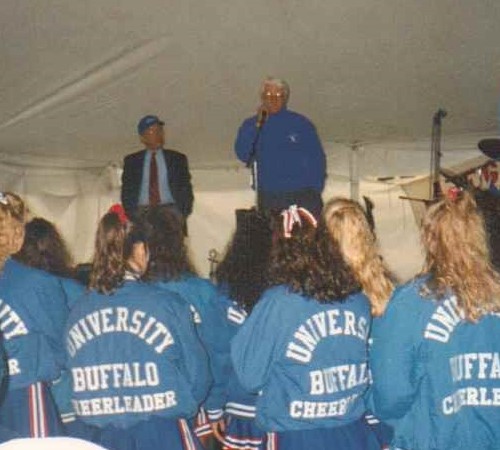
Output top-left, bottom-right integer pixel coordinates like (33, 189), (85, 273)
(256, 106), (269, 128)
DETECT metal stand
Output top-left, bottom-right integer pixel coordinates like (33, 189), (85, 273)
(400, 108), (447, 206)
(246, 124), (264, 185)
(429, 108), (447, 200)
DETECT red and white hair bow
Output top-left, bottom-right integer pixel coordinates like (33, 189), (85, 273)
(281, 204), (317, 238)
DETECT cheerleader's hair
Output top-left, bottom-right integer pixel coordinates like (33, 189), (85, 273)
(269, 205), (360, 303)
(323, 197), (394, 316)
(215, 208), (272, 313)
(421, 190), (500, 321)
(0, 192), (27, 259)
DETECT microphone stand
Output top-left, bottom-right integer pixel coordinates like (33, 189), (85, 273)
(399, 108), (447, 205)
(208, 248), (219, 282)
(246, 114), (266, 195)
(429, 108), (447, 200)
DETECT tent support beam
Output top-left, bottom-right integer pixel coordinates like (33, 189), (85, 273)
(349, 143), (361, 201)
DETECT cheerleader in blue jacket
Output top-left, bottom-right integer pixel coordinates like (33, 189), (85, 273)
(15, 217), (85, 310)
(213, 208), (273, 450)
(0, 333), (17, 443)
(322, 197), (395, 449)
(232, 203), (393, 450)
(140, 205), (229, 442)
(64, 209), (211, 450)
(370, 190), (500, 450)
(13, 216), (86, 430)
(0, 192), (67, 438)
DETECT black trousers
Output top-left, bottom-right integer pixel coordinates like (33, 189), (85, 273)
(257, 188), (323, 219)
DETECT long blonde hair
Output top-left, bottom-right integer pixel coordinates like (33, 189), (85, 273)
(323, 197), (394, 316)
(421, 190), (500, 321)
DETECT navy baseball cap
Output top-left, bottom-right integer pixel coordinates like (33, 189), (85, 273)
(137, 115), (165, 135)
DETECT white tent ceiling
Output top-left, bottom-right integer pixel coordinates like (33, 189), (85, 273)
(1, 0), (499, 171)
(1, 0), (499, 279)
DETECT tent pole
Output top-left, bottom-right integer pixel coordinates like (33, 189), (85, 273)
(349, 143), (360, 201)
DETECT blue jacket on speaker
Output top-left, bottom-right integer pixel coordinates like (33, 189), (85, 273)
(235, 108), (326, 193)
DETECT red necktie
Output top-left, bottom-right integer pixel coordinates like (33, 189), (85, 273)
(149, 153), (161, 205)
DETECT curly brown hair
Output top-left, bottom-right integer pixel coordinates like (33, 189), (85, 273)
(268, 209), (360, 303)
(215, 209), (272, 312)
(15, 217), (74, 278)
(322, 198), (395, 316)
(141, 205), (196, 281)
(421, 190), (500, 321)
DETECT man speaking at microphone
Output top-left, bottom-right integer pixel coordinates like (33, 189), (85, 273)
(234, 77), (326, 218)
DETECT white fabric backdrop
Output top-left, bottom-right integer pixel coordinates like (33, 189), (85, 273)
(0, 139), (484, 282)
(189, 175), (423, 282)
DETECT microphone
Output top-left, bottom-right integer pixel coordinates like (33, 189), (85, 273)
(247, 106), (268, 169)
(256, 107), (268, 128)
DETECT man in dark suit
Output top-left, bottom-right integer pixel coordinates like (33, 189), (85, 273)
(121, 115), (194, 228)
